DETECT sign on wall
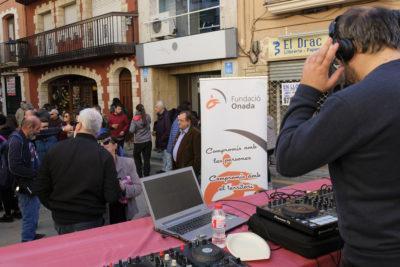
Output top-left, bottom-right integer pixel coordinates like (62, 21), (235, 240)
(200, 77), (268, 204)
(6, 76), (16, 96)
(268, 34), (328, 60)
(281, 82), (300, 106)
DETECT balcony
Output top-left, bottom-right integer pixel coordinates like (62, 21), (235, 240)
(0, 42), (18, 68)
(15, 0), (38, 4)
(265, 0), (364, 14)
(17, 12), (137, 67)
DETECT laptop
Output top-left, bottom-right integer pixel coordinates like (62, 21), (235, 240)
(141, 167), (248, 242)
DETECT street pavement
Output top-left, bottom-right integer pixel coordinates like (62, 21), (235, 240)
(0, 143), (329, 248)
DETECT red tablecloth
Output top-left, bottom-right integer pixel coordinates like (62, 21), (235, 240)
(0, 178), (340, 267)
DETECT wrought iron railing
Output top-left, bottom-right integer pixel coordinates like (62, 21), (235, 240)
(15, 0), (38, 5)
(18, 12), (137, 67)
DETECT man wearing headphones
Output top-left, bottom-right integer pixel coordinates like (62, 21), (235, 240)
(275, 7), (400, 267)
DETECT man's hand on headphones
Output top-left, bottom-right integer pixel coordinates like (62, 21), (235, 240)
(300, 38), (345, 93)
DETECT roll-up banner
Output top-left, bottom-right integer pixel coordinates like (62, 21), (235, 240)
(200, 77), (269, 204)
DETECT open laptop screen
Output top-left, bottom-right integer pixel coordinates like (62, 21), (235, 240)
(143, 169), (204, 220)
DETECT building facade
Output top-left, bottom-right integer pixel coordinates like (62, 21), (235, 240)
(1, 0), (140, 117)
(0, 0), (27, 115)
(136, 0), (238, 117)
(136, 0), (399, 128)
(237, 0), (400, 129)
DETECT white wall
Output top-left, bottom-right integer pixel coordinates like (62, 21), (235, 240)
(138, 0), (238, 43)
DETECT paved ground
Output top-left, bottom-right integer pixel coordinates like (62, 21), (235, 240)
(0, 143), (329, 248)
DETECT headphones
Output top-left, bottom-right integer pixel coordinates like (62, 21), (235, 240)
(329, 16), (355, 62)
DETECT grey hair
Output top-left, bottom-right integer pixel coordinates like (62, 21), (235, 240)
(78, 108), (103, 136)
(155, 100), (165, 109)
(50, 109), (59, 115)
(338, 7), (400, 54)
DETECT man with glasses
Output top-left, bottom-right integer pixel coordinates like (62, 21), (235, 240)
(34, 108), (121, 235)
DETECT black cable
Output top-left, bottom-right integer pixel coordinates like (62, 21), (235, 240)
(329, 253), (338, 266)
(220, 203), (252, 217)
(217, 199), (258, 207)
(337, 250), (342, 267)
(315, 257), (320, 267)
(271, 245), (282, 251)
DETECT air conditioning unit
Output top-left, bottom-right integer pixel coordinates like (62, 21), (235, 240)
(150, 11), (176, 39)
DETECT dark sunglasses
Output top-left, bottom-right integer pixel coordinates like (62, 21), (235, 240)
(99, 137), (115, 146)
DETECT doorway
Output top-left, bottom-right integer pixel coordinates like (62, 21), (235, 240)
(177, 71), (221, 116)
(48, 75), (97, 115)
(119, 68), (133, 118)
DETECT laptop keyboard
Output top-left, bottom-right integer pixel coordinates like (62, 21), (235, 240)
(167, 213), (212, 235)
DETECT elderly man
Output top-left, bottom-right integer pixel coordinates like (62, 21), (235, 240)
(8, 116), (42, 242)
(48, 109), (62, 128)
(153, 101), (171, 173)
(34, 108), (121, 235)
(15, 101), (27, 128)
(172, 111), (201, 177)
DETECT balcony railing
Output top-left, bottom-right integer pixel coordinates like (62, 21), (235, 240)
(15, 0), (39, 5)
(0, 42), (18, 68)
(18, 12), (137, 67)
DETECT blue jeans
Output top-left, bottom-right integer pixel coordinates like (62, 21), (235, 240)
(18, 193), (40, 242)
(163, 150), (173, 172)
(54, 218), (104, 235)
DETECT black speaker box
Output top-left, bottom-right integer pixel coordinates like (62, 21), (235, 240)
(247, 214), (343, 259)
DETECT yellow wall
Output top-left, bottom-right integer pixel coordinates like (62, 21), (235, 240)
(237, 0), (400, 77)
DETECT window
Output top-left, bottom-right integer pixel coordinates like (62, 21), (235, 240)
(64, 3), (77, 25)
(159, 0), (167, 13)
(7, 16), (15, 40)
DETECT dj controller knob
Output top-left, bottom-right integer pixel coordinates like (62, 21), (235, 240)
(171, 259), (177, 267)
(195, 239), (200, 247)
(164, 254), (170, 262)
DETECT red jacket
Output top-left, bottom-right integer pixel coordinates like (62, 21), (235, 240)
(108, 113), (129, 138)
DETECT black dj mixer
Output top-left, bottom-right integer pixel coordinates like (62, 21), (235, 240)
(256, 186), (339, 237)
(107, 239), (247, 267)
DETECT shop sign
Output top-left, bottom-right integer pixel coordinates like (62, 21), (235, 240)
(269, 34), (329, 60)
(282, 82), (300, 106)
(6, 76), (16, 96)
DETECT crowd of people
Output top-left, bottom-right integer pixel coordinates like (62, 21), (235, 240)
(0, 98), (202, 242)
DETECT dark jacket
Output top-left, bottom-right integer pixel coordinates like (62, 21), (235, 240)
(276, 59), (400, 266)
(0, 126), (14, 139)
(154, 109), (171, 150)
(34, 127), (60, 163)
(34, 133), (121, 225)
(49, 117), (63, 128)
(8, 130), (38, 194)
(172, 127), (201, 175)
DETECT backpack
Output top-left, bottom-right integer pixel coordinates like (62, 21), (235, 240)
(0, 134), (9, 187)
(0, 133), (23, 188)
